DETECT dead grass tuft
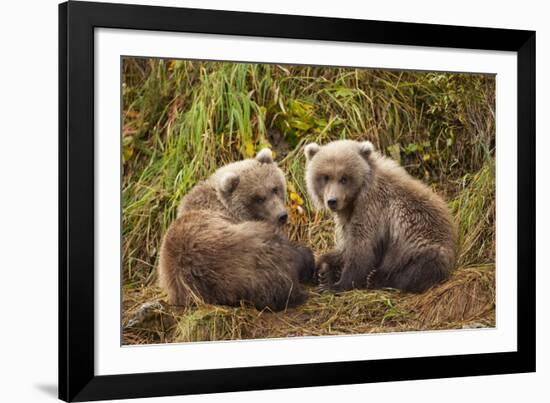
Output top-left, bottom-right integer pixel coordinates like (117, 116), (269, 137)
(122, 265), (495, 344)
(408, 265), (495, 327)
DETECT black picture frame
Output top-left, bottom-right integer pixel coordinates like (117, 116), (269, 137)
(59, 1), (536, 401)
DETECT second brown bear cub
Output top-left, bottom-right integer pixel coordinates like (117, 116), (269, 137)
(305, 140), (457, 293)
(158, 149), (314, 311)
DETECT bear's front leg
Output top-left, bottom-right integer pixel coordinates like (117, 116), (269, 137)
(316, 251), (343, 292)
(318, 262), (336, 292)
(329, 250), (376, 292)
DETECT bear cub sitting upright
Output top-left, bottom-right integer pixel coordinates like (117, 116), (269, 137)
(304, 140), (457, 293)
(158, 148), (314, 311)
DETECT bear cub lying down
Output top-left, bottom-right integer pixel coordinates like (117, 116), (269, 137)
(305, 140), (457, 293)
(158, 149), (314, 311)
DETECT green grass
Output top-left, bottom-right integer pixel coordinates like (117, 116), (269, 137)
(121, 58), (496, 344)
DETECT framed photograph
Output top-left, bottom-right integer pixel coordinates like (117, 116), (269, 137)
(59, 1), (535, 401)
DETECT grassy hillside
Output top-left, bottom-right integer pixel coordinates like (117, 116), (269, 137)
(121, 58), (496, 344)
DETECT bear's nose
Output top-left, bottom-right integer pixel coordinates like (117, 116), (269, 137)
(277, 212), (288, 225)
(327, 198), (338, 210)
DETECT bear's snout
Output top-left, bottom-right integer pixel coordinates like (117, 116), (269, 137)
(277, 211), (288, 225)
(327, 198), (338, 211)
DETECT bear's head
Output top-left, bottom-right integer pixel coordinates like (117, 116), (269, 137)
(215, 148), (289, 225)
(304, 140), (374, 213)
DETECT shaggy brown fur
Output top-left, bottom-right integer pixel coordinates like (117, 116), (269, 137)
(158, 210), (313, 310)
(158, 149), (314, 311)
(304, 140), (457, 293)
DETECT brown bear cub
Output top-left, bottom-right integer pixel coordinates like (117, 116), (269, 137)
(158, 148), (314, 311)
(304, 140), (457, 293)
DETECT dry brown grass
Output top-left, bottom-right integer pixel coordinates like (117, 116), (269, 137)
(123, 264), (495, 344)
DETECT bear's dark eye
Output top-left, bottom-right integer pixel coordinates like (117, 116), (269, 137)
(319, 174), (329, 183)
(254, 195), (266, 204)
(340, 176), (348, 185)
(272, 187), (278, 195)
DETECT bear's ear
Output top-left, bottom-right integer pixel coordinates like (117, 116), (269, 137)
(358, 141), (374, 160)
(304, 143), (320, 161)
(255, 148), (273, 164)
(219, 172), (240, 194)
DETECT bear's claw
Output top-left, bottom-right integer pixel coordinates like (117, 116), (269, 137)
(366, 269), (377, 289)
(317, 262), (331, 288)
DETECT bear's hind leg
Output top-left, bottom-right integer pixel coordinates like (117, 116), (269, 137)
(381, 250), (452, 293)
